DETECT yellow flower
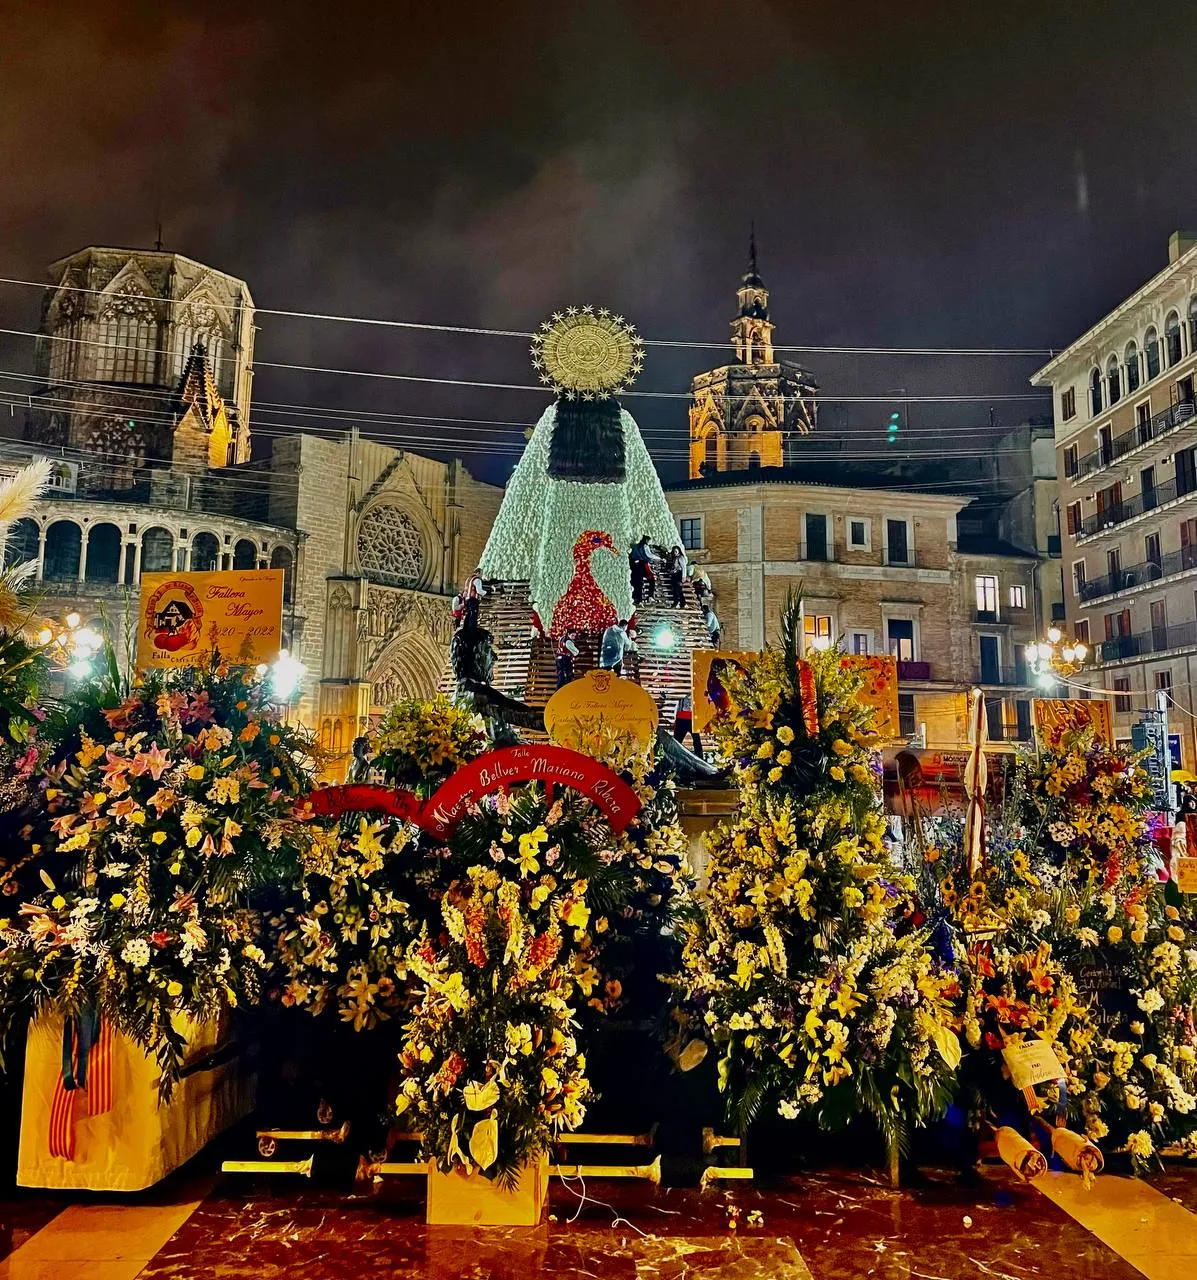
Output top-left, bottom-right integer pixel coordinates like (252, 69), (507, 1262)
(777, 750), (792, 766)
(776, 725), (795, 745)
(1168, 925), (1185, 942)
(768, 767), (783, 783)
(110, 893), (126, 908)
(562, 898), (590, 930)
(1107, 926), (1123, 944)
(756, 741), (774, 760)
(51, 895), (65, 910)
(831, 740), (853, 757)
(167, 980), (183, 998)
(849, 764), (869, 784)
(829, 766), (846, 783)
(187, 765), (205, 781)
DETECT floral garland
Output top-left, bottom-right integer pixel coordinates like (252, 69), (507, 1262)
(0, 663), (315, 1090)
(369, 695), (488, 795)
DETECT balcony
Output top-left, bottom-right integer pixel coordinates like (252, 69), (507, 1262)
(1079, 547), (1197, 603)
(977, 665), (1031, 687)
(897, 660), (932, 681)
(975, 609), (999, 624)
(1099, 620), (1197, 662)
(987, 723), (1034, 743)
(1074, 398), (1197, 484)
(1076, 473), (1197, 540)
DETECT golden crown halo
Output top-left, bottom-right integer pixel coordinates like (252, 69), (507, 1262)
(530, 306), (645, 400)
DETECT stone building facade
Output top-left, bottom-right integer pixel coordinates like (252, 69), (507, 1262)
(687, 241), (818, 479)
(11, 245), (502, 776)
(263, 431), (502, 771)
(1033, 231), (1197, 763)
(664, 476), (1043, 751)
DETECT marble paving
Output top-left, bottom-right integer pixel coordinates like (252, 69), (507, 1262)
(0, 1163), (1194, 1277)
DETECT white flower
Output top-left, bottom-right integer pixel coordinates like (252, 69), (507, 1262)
(1139, 990), (1166, 1014)
(120, 938), (150, 969)
(1076, 928), (1100, 948)
(778, 1099), (800, 1119)
(1127, 1130), (1154, 1160)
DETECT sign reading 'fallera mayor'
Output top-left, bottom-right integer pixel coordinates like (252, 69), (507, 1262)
(136, 568), (284, 670)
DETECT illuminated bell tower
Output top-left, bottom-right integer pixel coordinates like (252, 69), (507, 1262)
(688, 232), (818, 479)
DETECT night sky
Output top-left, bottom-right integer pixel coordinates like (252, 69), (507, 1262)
(3, 0), (1197, 484)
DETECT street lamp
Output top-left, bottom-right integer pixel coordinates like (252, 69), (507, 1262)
(1026, 627), (1089, 689)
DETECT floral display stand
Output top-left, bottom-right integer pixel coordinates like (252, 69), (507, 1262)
(17, 1014), (252, 1192)
(425, 1157), (549, 1226)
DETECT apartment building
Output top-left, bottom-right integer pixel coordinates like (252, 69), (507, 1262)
(1033, 231), (1197, 762)
(665, 474), (1042, 751)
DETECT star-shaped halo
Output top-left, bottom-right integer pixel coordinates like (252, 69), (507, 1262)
(529, 307), (642, 396)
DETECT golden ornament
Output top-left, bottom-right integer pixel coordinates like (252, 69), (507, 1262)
(531, 307), (644, 396)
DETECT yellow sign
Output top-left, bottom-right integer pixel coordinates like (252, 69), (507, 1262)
(543, 668), (659, 754)
(1032, 698), (1113, 751)
(1002, 1037), (1066, 1091)
(137, 569), (284, 670)
(840, 654), (900, 740)
(1176, 857), (1197, 894)
(691, 651), (758, 735)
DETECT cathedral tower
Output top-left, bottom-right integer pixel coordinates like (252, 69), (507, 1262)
(687, 235), (818, 478)
(26, 247), (255, 494)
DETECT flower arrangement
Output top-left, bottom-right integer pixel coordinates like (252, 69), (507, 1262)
(369, 695), (488, 795)
(272, 817), (415, 1031)
(673, 594), (960, 1156)
(398, 866), (591, 1185)
(0, 662), (315, 1090)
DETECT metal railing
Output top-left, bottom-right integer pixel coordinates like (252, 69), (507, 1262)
(1076, 473), (1197, 539)
(1074, 398), (1197, 481)
(1079, 547), (1197, 602)
(977, 665), (1031, 687)
(897, 660), (932, 680)
(1099, 620), (1197, 662)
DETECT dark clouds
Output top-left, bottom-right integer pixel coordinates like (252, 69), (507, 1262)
(3, 0), (1197, 481)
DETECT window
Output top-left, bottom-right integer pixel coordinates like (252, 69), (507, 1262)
(850, 631), (871, 655)
(885, 518), (910, 565)
(1015, 699), (1032, 741)
(1125, 342), (1140, 393)
(1075, 619), (1090, 645)
(1114, 677), (1132, 714)
(985, 697), (1005, 739)
(1136, 400), (1153, 443)
(1155, 669), (1174, 695)
(897, 692), (916, 738)
(1145, 531), (1162, 573)
(975, 574), (999, 616)
(1151, 598), (1168, 648)
(1184, 517), (1197, 570)
(803, 614), (832, 651)
(1072, 560), (1087, 596)
(1146, 326), (1161, 380)
(95, 293), (158, 384)
(1090, 367), (1103, 415)
(678, 516), (703, 551)
(804, 513), (829, 561)
(1063, 443), (1078, 478)
(1061, 387), (1076, 421)
(1141, 465), (1157, 509)
(1066, 501), (1082, 536)
(979, 634), (1001, 683)
(1107, 356), (1121, 405)
(848, 518), (869, 549)
(887, 617), (915, 662)
(1106, 547), (1121, 583)
(1008, 583), (1027, 609)
(1166, 310), (1183, 366)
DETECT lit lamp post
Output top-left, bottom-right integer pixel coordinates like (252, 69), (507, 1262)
(258, 649), (307, 722)
(36, 611), (103, 681)
(1025, 626), (1088, 691)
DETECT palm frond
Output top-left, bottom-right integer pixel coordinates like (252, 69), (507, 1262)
(0, 458), (51, 528)
(778, 586), (805, 694)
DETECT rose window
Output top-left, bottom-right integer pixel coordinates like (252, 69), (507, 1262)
(356, 504), (425, 588)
